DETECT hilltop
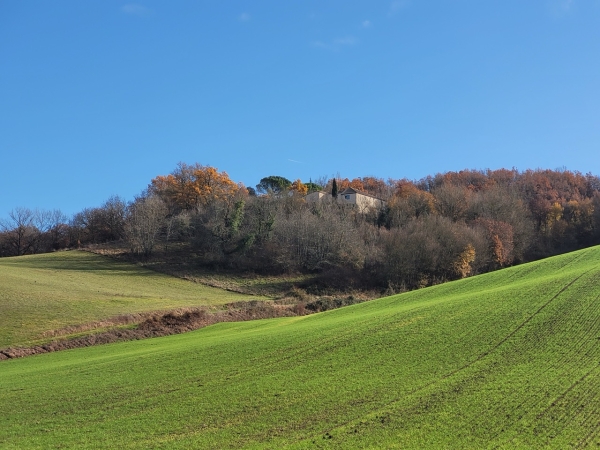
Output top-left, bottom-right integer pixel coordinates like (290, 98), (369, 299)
(3, 167), (600, 295)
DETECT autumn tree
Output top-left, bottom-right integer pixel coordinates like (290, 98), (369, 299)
(474, 218), (515, 269)
(467, 184), (532, 262)
(433, 183), (472, 222)
(378, 216), (486, 289)
(150, 163), (241, 213)
(440, 170), (493, 192)
(354, 176), (390, 199)
(453, 244), (476, 279)
(487, 168), (519, 187)
(290, 179), (308, 196)
(336, 177), (363, 192)
(381, 181), (436, 228)
(562, 199), (595, 245)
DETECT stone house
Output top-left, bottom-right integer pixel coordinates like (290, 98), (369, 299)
(336, 187), (386, 213)
(305, 188), (386, 213)
(304, 190), (329, 202)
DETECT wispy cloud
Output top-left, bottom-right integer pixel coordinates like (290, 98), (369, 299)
(388, 0), (409, 16)
(334, 36), (357, 45)
(238, 12), (251, 22)
(362, 20), (372, 29)
(548, 0), (576, 17)
(312, 36), (358, 51)
(561, 0), (575, 10)
(121, 3), (150, 16)
(288, 159), (305, 164)
(312, 41), (331, 50)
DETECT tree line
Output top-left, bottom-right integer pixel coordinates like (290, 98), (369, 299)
(2, 163), (600, 291)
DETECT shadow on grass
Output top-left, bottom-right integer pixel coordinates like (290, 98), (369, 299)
(0, 252), (164, 276)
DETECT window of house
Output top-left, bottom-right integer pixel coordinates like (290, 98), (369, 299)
(345, 195), (350, 200)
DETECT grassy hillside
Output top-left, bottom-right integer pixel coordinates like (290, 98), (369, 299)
(2, 246), (600, 448)
(0, 251), (261, 347)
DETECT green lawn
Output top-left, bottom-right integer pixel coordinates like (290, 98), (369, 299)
(1, 246), (600, 448)
(0, 251), (262, 347)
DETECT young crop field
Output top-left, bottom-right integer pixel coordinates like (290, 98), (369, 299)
(2, 246), (600, 448)
(0, 251), (262, 348)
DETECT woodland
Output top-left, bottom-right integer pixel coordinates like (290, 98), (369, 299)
(2, 164), (600, 292)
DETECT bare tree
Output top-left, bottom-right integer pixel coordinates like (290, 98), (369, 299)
(34, 209), (69, 252)
(124, 196), (167, 257)
(273, 203), (366, 271)
(378, 215), (487, 289)
(0, 207), (38, 255)
(70, 196), (126, 245)
(101, 195), (127, 241)
(432, 184), (471, 222)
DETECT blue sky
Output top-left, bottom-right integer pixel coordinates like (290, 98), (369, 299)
(1, 1), (599, 216)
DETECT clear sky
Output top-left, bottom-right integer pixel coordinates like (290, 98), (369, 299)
(1, 1), (599, 216)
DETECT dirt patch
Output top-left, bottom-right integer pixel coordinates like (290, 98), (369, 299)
(39, 313), (150, 340)
(0, 301), (302, 361)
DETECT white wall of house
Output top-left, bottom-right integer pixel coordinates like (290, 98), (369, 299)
(305, 189), (385, 213)
(337, 189), (385, 213)
(305, 191), (329, 202)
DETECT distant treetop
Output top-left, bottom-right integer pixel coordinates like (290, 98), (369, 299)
(256, 176), (292, 196)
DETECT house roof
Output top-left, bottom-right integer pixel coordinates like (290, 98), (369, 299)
(338, 187), (385, 202)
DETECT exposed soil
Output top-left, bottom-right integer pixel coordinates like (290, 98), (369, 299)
(0, 301), (303, 361)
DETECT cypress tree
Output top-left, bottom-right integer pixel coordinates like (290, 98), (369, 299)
(332, 178), (338, 197)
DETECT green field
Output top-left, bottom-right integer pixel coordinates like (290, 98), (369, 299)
(0, 251), (261, 347)
(2, 246), (600, 448)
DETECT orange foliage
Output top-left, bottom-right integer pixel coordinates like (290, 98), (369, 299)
(487, 168), (518, 186)
(290, 179), (308, 196)
(475, 218), (514, 267)
(393, 180), (421, 198)
(440, 170), (495, 192)
(335, 176), (387, 197)
(389, 180), (436, 217)
(150, 162), (242, 212)
(453, 244), (476, 278)
(359, 176), (387, 197)
(337, 178), (364, 192)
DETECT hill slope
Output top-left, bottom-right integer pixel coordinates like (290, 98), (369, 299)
(2, 247), (600, 448)
(0, 251), (261, 347)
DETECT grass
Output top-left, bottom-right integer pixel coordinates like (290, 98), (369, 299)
(92, 242), (321, 298)
(1, 246), (600, 448)
(0, 250), (263, 347)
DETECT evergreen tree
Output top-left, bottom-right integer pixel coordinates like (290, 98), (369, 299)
(332, 178), (338, 197)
